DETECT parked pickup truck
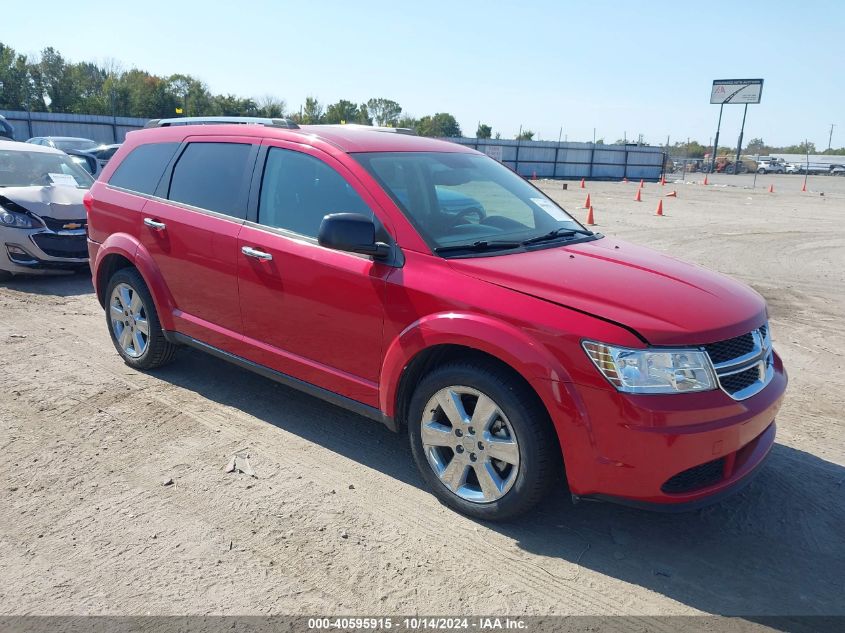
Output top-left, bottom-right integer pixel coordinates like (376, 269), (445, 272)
(755, 158), (786, 174)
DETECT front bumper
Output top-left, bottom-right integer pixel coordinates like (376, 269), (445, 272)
(0, 226), (89, 276)
(558, 351), (787, 509)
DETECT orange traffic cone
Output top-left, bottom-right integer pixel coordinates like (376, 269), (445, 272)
(532, 170), (537, 181)
(801, 180), (807, 192)
(634, 188), (642, 202)
(583, 193), (591, 208)
(656, 199), (664, 216)
(639, 179), (645, 188)
(768, 184), (774, 193)
(622, 177), (628, 183)
(660, 175), (666, 186)
(580, 178), (586, 189)
(666, 190), (677, 197)
(586, 205), (596, 225)
(703, 175), (709, 185)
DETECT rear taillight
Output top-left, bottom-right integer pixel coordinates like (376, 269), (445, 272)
(82, 190), (94, 215)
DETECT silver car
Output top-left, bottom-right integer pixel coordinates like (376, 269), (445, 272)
(0, 140), (93, 280)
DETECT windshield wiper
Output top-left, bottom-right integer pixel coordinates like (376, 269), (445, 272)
(521, 227), (593, 246)
(434, 240), (522, 254)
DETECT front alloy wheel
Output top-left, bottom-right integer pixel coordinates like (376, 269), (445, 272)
(408, 361), (559, 521)
(421, 386), (520, 503)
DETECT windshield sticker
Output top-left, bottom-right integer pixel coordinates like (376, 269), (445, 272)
(530, 197), (569, 221)
(48, 173), (78, 186)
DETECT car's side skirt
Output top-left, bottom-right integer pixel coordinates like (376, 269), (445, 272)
(165, 331), (398, 432)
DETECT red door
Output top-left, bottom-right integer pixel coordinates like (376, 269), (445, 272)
(140, 138), (257, 348)
(236, 143), (391, 407)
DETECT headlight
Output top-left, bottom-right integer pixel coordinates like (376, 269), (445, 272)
(0, 207), (41, 229)
(583, 340), (717, 394)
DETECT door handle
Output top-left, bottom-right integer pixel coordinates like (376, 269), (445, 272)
(241, 246), (273, 261)
(143, 218), (166, 231)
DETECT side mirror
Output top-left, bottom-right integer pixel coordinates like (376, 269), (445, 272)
(318, 213), (391, 259)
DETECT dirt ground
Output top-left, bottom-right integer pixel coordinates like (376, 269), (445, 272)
(0, 173), (843, 619)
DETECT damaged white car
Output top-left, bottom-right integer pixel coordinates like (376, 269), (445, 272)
(0, 140), (93, 280)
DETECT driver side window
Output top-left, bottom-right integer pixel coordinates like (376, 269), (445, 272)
(258, 148), (373, 238)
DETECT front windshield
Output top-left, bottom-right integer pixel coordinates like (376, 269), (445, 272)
(0, 149), (94, 188)
(355, 152), (590, 254)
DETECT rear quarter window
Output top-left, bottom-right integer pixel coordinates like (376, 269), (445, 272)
(108, 142), (180, 195)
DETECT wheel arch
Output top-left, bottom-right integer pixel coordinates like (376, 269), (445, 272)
(93, 233), (176, 330)
(381, 312), (575, 427)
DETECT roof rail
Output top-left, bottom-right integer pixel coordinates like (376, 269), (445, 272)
(313, 123), (416, 135)
(144, 116), (300, 129)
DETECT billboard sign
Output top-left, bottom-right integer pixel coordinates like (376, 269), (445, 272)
(710, 79), (763, 104)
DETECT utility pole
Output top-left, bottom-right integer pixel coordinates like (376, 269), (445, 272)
(734, 103), (748, 175)
(829, 123), (836, 151)
(711, 103), (724, 173)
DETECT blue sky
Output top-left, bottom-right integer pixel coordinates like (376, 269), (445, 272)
(6, 0), (843, 147)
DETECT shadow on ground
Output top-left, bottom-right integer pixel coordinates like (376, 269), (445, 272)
(0, 270), (93, 297)
(152, 347), (845, 623)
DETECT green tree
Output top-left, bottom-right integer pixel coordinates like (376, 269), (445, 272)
(783, 141), (816, 154)
(417, 112), (461, 137)
(476, 123), (492, 139)
(39, 47), (78, 112)
(301, 96), (324, 124)
(355, 102), (373, 125)
(745, 137), (768, 154)
(366, 98), (402, 126)
(515, 129), (534, 141)
(397, 114), (418, 130)
(324, 99), (361, 124)
(257, 95), (287, 118)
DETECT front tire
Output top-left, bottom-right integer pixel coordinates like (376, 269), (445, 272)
(408, 361), (559, 521)
(105, 268), (177, 370)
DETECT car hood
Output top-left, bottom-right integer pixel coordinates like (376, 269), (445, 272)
(447, 236), (767, 346)
(0, 185), (87, 220)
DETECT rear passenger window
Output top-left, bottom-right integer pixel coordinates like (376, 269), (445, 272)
(108, 142), (179, 195)
(258, 148), (372, 238)
(168, 142), (252, 218)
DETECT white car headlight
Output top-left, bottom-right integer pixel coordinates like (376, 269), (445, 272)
(583, 340), (717, 394)
(0, 207), (41, 229)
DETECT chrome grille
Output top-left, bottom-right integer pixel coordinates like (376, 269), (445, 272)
(704, 324), (774, 400)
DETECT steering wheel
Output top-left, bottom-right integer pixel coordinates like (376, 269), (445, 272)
(449, 206), (486, 226)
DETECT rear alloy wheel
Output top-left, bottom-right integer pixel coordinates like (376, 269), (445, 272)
(105, 268), (177, 370)
(408, 362), (559, 521)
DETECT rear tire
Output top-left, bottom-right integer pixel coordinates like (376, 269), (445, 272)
(0, 269), (12, 282)
(105, 267), (177, 370)
(408, 361), (560, 521)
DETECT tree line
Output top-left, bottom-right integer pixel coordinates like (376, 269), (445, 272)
(668, 137), (845, 158)
(0, 41), (479, 138)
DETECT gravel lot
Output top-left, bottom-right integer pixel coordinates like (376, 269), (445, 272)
(0, 175), (843, 619)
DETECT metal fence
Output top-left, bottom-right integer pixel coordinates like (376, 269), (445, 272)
(442, 138), (666, 181)
(0, 110), (148, 144)
(0, 110), (667, 181)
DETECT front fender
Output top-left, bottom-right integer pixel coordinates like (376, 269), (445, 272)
(380, 312), (596, 481)
(93, 233), (176, 331)
(380, 312), (575, 417)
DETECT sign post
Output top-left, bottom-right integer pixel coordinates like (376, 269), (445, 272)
(709, 79), (763, 174)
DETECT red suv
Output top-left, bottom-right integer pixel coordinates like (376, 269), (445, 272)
(86, 117), (787, 520)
